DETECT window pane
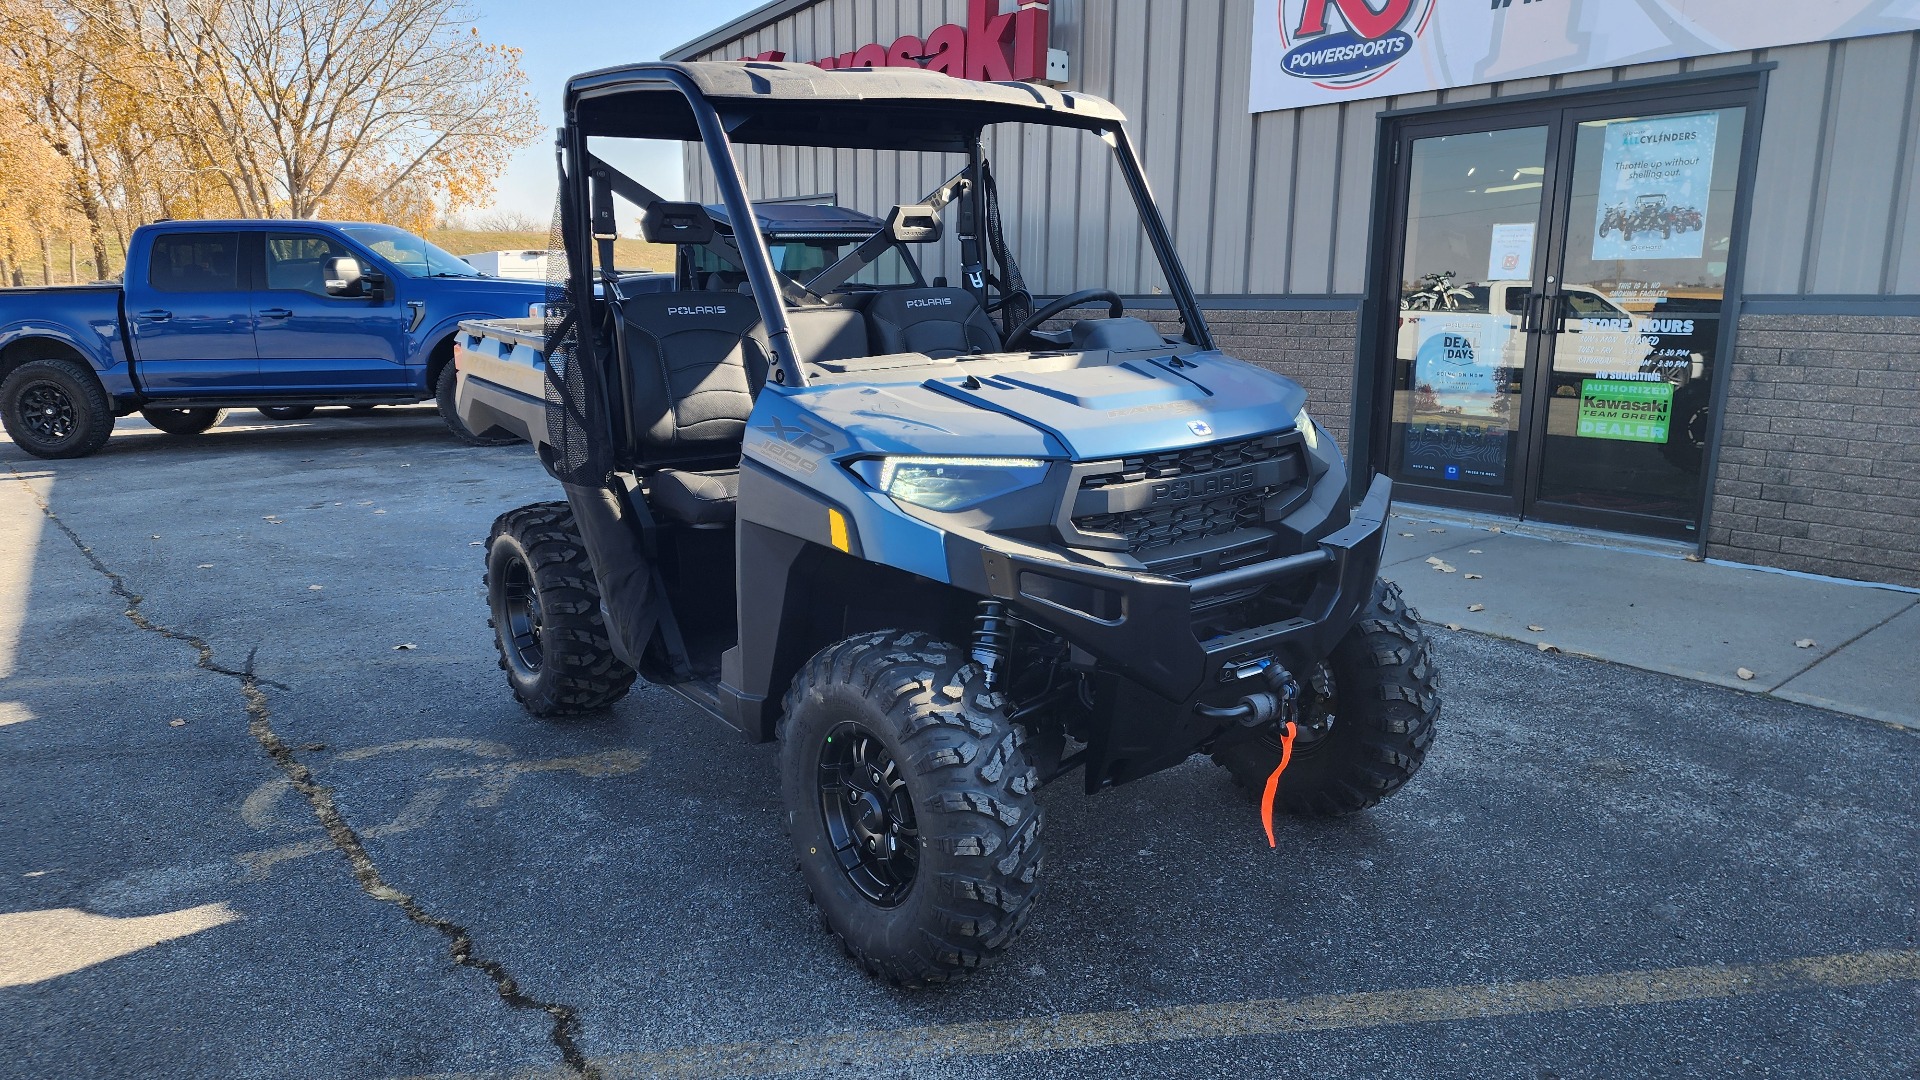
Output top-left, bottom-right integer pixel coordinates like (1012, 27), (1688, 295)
(149, 234), (241, 293)
(265, 234), (352, 295)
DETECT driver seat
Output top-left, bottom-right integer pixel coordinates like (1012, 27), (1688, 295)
(865, 288), (1001, 359)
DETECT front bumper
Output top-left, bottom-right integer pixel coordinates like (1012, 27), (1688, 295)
(970, 474), (1393, 788)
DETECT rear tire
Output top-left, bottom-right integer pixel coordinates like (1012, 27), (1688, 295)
(256, 406), (315, 420)
(1213, 578), (1440, 818)
(437, 361), (515, 446)
(484, 502), (636, 716)
(140, 407), (226, 436)
(780, 630), (1044, 988)
(0, 357), (113, 459)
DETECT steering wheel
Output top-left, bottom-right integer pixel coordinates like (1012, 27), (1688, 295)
(1003, 289), (1125, 349)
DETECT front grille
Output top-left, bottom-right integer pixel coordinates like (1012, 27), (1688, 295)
(1079, 435), (1288, 490)
(1075, 489), (1273, 551)
(1070, 435), (1297, 554)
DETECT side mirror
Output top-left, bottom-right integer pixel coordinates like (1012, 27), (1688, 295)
(323, 256), (365, 296)
(887, 203), (941, 243)
(641, 202), (716, 246)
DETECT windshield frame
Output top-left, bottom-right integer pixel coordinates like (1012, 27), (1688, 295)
(339, 223), (486, 279)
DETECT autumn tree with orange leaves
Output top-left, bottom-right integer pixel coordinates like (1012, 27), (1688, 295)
(0, 0), (541, 283)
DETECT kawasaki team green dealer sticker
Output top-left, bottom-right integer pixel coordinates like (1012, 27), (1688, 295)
(1577, 379), (1672, 444)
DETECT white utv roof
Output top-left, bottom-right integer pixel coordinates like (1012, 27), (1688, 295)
(565, 61), (1128, 151)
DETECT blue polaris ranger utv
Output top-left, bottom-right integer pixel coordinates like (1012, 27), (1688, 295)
(470, 61), (1439, 987)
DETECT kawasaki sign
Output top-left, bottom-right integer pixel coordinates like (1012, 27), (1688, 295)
(1250, 0), (1920, 113)
(740, 0), (1057, 83)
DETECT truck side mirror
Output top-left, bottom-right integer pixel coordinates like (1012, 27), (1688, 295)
(324, 256), (365, 296)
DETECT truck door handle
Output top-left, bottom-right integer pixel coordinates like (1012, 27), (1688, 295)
(136, 309), (172, 323)
(258, 307), (293, 319)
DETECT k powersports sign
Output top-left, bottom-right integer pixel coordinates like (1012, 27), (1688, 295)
(1250, 0), (1920, 113)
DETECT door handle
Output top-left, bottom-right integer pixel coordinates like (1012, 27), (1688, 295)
(258, 307), (293, 319)
(135, 309), (172, 322)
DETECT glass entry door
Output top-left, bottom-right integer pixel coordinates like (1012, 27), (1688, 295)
(1379, 89), (1756, 539)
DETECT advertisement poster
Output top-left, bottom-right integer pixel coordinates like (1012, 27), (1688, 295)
(1250, 0), (1920, 114)
(1576, 379), (1673, 444)
(1400, 313), (1511, 486)
(1591, 113), (1719, 261)
(1487, 223), (1535, 281)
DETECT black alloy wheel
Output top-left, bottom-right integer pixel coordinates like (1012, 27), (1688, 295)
(483, 502), (636, 716)
(18, 381), (76, 443)
(817, 722), (920, 907)
(497, 550), (545, 679)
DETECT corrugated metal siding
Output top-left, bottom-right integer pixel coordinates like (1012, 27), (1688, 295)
(686, 2), (1919, 300)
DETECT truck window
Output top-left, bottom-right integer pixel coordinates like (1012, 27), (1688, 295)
(265, 234), (356, 296)
(149, 233), (242, 293)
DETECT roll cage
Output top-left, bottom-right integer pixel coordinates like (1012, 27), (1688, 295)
(552, 61), (1214, 394)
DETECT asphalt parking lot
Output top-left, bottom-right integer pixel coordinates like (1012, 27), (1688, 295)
(3, 408), (1917, 1079)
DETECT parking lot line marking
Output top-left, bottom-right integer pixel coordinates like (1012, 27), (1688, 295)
(406, 947), (1920, 1080)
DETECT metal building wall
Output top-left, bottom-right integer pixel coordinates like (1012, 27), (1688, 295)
(683, 4), (1919, 302)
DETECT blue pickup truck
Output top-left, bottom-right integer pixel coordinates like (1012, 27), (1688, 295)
(0, 219), (546, 458)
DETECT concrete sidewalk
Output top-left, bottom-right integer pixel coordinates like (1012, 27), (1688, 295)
(1383, 505), (1920, 729)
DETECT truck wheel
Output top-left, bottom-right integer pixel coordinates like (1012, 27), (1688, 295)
(140, 407), (226, 436)
(1213, 578), (1439, 818)
(437, 362), (515, 446)
(779, 630), (1044, 988)
(256, 406), (315, 420)
(484, 502), (636, 716)
(1, 357), (114, 459)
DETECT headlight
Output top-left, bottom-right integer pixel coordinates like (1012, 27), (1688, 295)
(1293, 408), (1318, 452)
(851, 456), (1050, 511)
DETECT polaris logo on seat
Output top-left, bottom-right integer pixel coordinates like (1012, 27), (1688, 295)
(1152, 467), (1257, 505)
(905, 297), (955, 308)
(668, 305), (728, 316)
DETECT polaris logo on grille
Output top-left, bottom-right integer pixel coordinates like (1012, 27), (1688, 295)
(1152, 467), (1257, 504)
(905, 297), (954, 308)
(668, 305), (727, 316)
(1188, 420), (1214, 437)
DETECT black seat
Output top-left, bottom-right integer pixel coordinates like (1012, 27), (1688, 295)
(619, 292), (767, 454)
(864, 287), (1001, 359)
(616, 293), (766, 526)
(782, 306), (871, 366)
(648, 469), (738, 528)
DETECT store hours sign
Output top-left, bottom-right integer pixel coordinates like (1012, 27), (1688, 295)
(1250, 0), (1920, 114)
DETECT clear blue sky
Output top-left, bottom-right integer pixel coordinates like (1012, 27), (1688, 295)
(465, 0), (766, 224)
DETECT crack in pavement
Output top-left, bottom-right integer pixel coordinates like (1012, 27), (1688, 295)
(7, 465), (598, 1079)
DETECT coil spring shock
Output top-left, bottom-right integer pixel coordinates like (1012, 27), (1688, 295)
(971, 600), (1012, 690)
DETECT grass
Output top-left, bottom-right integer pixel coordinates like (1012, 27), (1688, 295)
(426, 229), (677, 275)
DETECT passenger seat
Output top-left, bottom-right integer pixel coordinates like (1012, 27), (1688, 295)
(864, 288), (1001, 359)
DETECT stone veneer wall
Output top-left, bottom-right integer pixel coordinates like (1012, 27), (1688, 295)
(1710, 312), (1920, 588)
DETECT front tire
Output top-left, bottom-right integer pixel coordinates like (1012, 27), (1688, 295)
(484, 502), (636, 716)
(780, 631), (1044, 988)
(1, 357), (114, 459)
(1213, 578), (1439, 818)
(257, 406), (315, 420)
(140, 407), (226, 436)
(438, 362), (515, 446)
